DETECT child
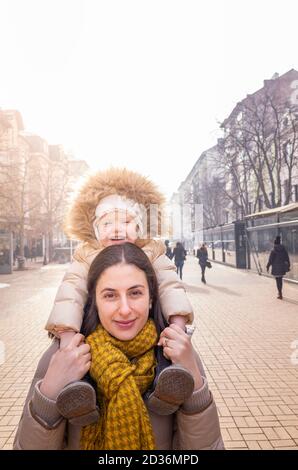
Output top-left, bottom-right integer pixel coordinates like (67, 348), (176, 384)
(46, 168), (194, 424)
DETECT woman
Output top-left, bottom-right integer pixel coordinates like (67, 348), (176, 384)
(14, 243), (224, 450)
(196, 244), (209, 284)
(173, 242), (187, 280)
(266, 236), (290, 300)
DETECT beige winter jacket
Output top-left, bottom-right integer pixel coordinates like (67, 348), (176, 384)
(46, 239), (194, 335)
(13, 340), (224, 450)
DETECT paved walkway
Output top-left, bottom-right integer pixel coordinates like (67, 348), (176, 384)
(0, 263), (65, 450)
(184, 256), (298, 450)
(0, 257), (298, 450)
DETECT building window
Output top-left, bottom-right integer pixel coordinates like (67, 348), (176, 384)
(225, 211), (229, 224)
(294, 184), (298, 202)
(284, 179), (290, 203)
(269, 192), (274, 206)
(248, 201), (253, 214)
(258, 196), (263, 212)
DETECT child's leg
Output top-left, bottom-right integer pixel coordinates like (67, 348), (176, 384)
(147, 316), (195, 415)
(56, 376), (99, 426)
(147, 346), (194, 415)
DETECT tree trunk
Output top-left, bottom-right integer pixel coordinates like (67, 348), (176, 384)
(48, 229), (54, 262)
(17, 221), (26, 270)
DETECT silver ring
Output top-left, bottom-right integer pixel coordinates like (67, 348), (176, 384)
(185, 325), (196, 337)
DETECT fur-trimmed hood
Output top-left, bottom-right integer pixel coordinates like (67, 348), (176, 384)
(65, 168), (165, 243)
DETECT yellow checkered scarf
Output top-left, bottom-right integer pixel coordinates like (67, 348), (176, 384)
(80, 319), (157, 450)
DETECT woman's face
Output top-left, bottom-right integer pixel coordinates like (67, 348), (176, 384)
(95, 262), (151, 341)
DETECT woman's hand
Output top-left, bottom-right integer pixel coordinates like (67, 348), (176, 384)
(158, 324), (203, 390)
(40, 333), (91, 400)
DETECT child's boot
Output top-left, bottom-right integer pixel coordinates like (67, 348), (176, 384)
(147, 364), (194, 415)
(56, 380), (99, 426)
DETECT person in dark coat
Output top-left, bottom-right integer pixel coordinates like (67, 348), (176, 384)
(164, 240), (173, 260)
(24, 245), (30, 259)
(266, 236), (290, 300)
(13, 245), (20, 265)
(30, 246), (37, 262)
(172, 242), (186, 280)
(196, 243), (208, 284)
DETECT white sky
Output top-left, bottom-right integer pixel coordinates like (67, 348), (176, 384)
(1, 0), (298, 199)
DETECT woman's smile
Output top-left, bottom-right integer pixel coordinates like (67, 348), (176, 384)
(113, 318), (137, 329)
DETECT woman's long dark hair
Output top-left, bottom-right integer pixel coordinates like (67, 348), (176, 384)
(81, 242), (167, 338)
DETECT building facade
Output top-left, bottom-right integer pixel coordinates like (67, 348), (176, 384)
(0, 109), (89, 268)
(172, 70), (298, 279)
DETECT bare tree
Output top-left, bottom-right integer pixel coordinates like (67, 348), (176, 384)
(217, 84), (298, 216)
(190, 176), (228, 227)
(46, 159), (71, 262)
(0, 149), (44, 267)
(201, 176), (229, 227)
(34, 152), (72, 263)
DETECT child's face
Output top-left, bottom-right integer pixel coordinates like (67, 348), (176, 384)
(95, 210), (139, 247)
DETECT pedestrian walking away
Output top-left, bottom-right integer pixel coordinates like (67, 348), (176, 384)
(266, 235), (291, 300)
(173, 242), (187, 280)
(196, 243), (209, 284)
(30, 246), (37, 262)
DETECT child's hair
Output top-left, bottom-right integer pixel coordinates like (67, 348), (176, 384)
(81, 242), (167, 337)
(64, 168), (165, 244)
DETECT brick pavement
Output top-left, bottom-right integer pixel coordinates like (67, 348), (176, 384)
(184, 256), (298, 450)
(0, 264), (64, 450)
(0, 258), (298, 450)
